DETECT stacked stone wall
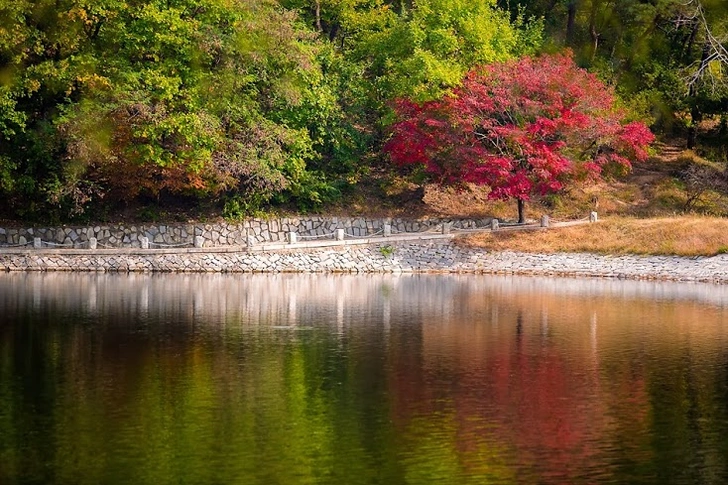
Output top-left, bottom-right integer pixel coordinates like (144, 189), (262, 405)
(0, 217), (491, 248)
(2, 242), (728, 284)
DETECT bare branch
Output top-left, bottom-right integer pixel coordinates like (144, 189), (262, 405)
(680, 0), (728, 95)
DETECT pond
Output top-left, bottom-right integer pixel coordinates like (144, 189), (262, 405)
(1, 273), (728, 484)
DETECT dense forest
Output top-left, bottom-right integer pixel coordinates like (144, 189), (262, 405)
(1, 0), (727, 222)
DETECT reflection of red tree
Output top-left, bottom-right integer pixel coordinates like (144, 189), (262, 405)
(386, 327), (431, 428)
(485, 340), (608, 480)
(387, 314), (650, 483)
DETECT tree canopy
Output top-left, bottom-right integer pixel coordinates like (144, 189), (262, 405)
(0, 0), (354, 217)
(386, 53), (654, 222)
(0, 0), (542, 220)
(500, 0), (728, 135)
(0, 0), (725, 221)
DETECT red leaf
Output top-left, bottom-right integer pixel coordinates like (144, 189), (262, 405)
(385, 52), (654, 204)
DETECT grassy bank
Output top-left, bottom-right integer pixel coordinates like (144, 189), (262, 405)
(462, 217), (728, 257)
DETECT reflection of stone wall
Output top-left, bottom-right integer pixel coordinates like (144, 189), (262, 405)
(2, 272), (726, 329)
(0, 217), (491, 248)
(0, 273), (466, 334)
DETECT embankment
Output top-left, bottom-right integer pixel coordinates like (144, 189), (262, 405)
(2, 240), (727, 284)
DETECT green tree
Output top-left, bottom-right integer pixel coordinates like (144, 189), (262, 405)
(0, 0), (352, 219)
(285, 0), (542, 155)
(501, 0), (728, 151)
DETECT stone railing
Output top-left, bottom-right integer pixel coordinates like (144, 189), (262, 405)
(0, 216), (493, 249)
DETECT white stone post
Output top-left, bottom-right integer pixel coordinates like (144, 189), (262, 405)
(541, 215), (550, 228)
(288, 232), (298, 244)
(89, 237), (97, 250)
(336, 229), (345, 241)
(194, 236), (204, 248)
(590, 211), (598, 223)
(140, 237), (150, 249)
(491, 219), (499, 231)
(33, 237), (41, 249)
(383, 224), (392, 237)
(442, 222), (452, 234)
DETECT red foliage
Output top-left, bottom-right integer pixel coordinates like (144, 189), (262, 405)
(385, 52), (655, 204)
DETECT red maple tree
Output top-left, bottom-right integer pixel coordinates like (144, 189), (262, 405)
(385, 52), (654, 222)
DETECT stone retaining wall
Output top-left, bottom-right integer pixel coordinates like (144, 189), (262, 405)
(2, 241), (728, 284)
(0, 217), (491, 248)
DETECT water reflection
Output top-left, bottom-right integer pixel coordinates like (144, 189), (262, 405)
(1, 273), (728, 484)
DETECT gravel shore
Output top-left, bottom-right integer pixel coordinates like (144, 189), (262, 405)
(2, 240), (727, 284)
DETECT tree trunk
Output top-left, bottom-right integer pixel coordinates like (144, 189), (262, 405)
(566, 1), (577, 45)
(590, 24), (599, 61)
(684, 22), (700, 62)
(588, 0), (600, 60)
(687, 104), (702, 150)
(517, 198), (525, 224)
(687, 41), (711, 150)
(315, 0), (322, 32)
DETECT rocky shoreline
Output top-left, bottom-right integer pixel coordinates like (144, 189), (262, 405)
(2, 240), (727, 284)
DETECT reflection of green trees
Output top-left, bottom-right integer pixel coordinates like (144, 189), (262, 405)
(597, 344), (728, 484)
(2, 291), (728, 484)
(399, 413), (514, 484)
(644, 350), (728, 484)
(0, 336), (18, 481)
(1, 322), (405, 484)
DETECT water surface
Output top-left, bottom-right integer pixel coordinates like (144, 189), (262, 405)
(1, 273), (728, 484)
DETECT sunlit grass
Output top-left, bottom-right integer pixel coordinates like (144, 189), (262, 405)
(461, 216), (728, 257)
